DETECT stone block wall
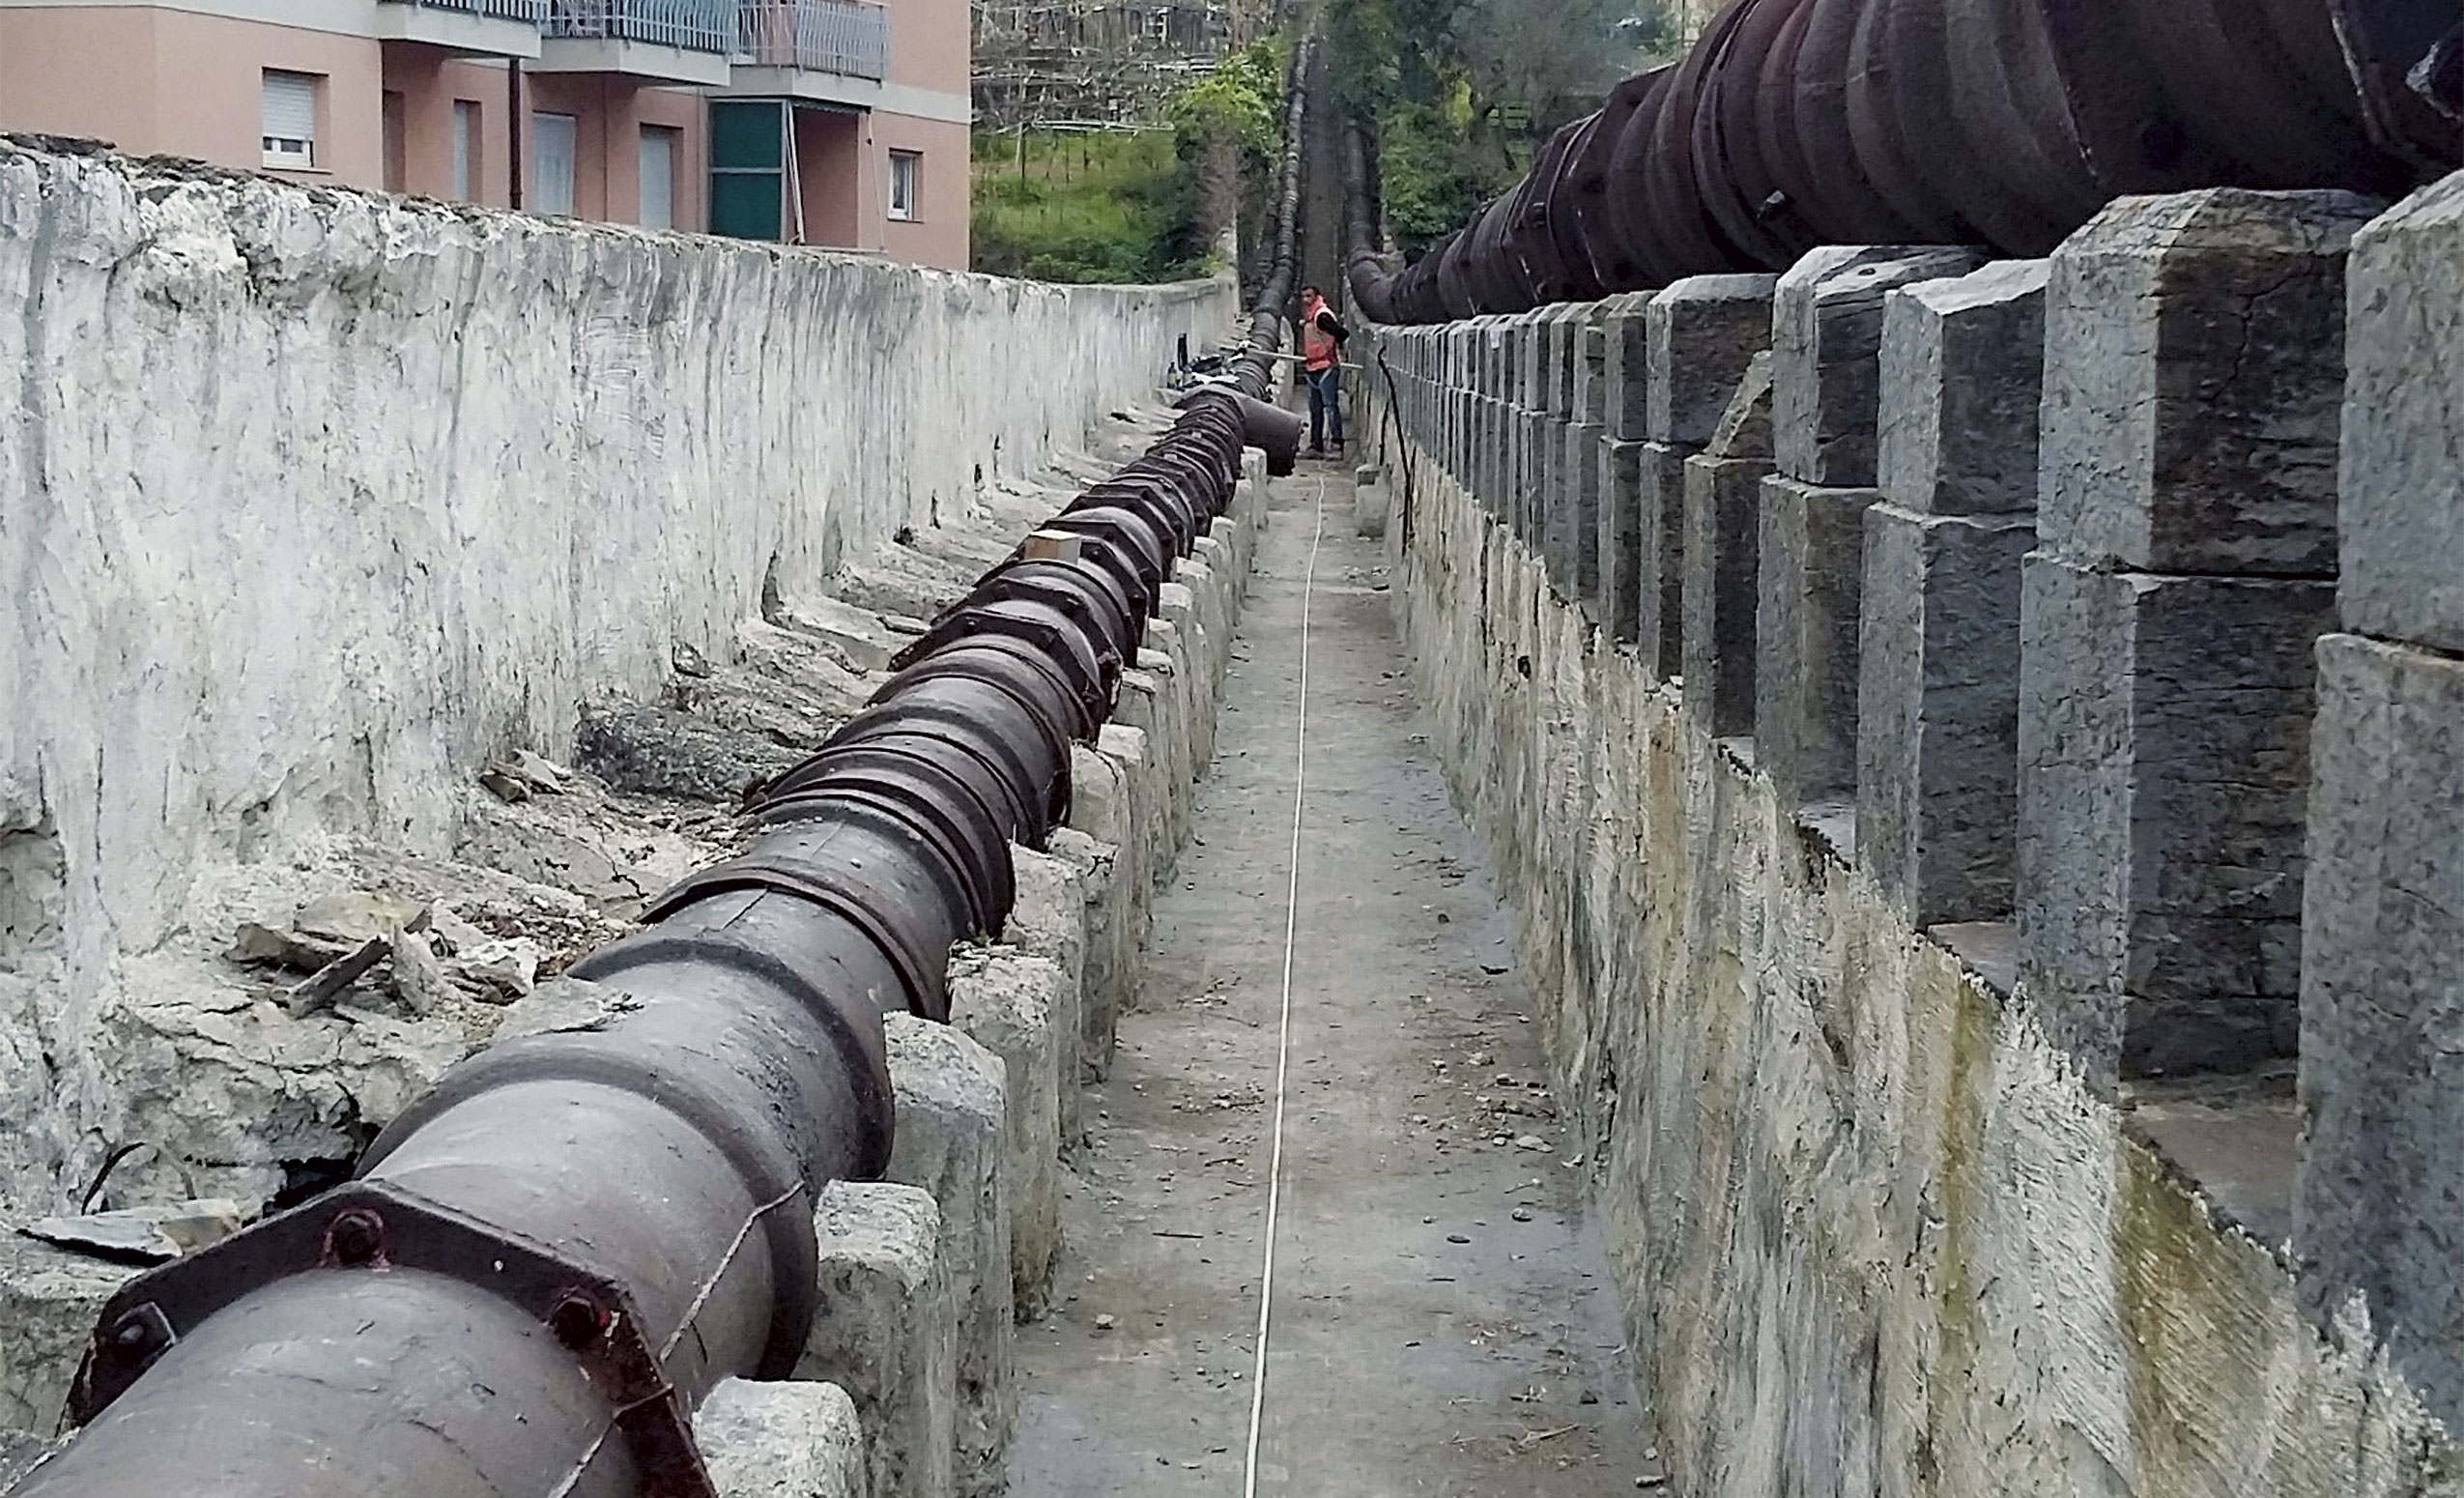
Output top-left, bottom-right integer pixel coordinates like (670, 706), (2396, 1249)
(1353, 169), (2464, 1488)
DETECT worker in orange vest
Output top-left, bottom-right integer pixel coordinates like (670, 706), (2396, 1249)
(1299, 285), (1349, 459)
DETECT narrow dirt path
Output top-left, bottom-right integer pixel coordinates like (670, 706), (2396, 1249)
(1010, 469), (1655, 1496)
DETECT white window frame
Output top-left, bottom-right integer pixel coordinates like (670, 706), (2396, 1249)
(531, 110), (579, 217)
(638, 124), (678, 230)
(262, 70), (319, 170)
(887, 149), (920, 222)
(452, 100), (479, 201)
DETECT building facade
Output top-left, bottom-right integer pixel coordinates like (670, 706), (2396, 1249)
(0, 0), (968, 267)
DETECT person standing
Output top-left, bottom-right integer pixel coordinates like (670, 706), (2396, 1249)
(1299, 285), (1349, 459)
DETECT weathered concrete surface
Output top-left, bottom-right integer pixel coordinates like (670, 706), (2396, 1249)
(1755, 476), (1881, 813)
(698, 1377), (867, 1498)
(2038, 189), (2377, 577)
(2016, 556), (2335, 1082)
(2337, 171), (2464, 653)
(1773, 245), (1985, 486)
(2295, 633), (2464, 1427)
(1598, 437), (1646, 647)
(883, 1014), (1014, 1497)
(1877, 259), (2049, 516)
(0, 139), (1233, 1216)
(795, 1182), (957, 1498)
(1646, 274), (1779, 447)
(1367, 360), (2463, 1498)
(946, 946), (1065, 1318)
(1857, 504), (2037, 927)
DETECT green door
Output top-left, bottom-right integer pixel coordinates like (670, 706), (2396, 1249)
(709, 101), (788, 241)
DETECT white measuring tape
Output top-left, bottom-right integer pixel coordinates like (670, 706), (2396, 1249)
(1242, 475), (1327, 1497)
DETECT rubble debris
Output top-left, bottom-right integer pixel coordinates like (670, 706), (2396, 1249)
(387, 930), (452, 1017)
(452, 937), (541, 1003)
(576, 699), (804, 804)
(294, 890), (429, 946)
(284, 936), (390, 1016)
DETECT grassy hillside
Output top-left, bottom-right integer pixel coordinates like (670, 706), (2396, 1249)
(971, 130), (1208, 283)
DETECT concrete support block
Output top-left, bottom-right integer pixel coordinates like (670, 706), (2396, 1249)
(792, 1182), (954, 1498)
(1562, 420), (1605, 599)
(1635, 440), (1693, 679)
(699, 1377), (868, 1498)
(1681, 453), (1772, 736)
(2039, 188), (2376, 575)
(1573, 320), (1609, 424)
(1518, 409), (1548, 544)
(2014, 555), (2336, 1083)
(1877, 259), (2050, 515)
(1774, 245), (1986, 486)
(1755, 476), (1881, 812)
(1599, 437), (1646, 647)
(2336, 173), (2464, 652)
(0, 1234), (140, 1434)
(1647, 273), (1781, 447)
(883, 1013), (1014, 1495)
(1043, 824), (1128, 1080)
(1601, 292), (1655, 441)
(946, 947), (1067, 1318)
(1855, 504), (2038, 926)
(1003, 844), (1087, 1144)
(2294, 632), (2464, 1425)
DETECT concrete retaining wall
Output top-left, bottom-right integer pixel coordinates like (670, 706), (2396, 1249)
(1358, 174), (2464, 1497)
(0, 138), (1233, 1214)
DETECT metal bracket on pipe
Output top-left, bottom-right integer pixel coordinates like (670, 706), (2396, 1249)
(69, 1179), (721, 1498)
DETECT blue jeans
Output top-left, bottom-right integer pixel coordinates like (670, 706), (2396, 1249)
(1306, 365), (1344, 449)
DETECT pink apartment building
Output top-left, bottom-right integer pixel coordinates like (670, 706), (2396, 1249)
(0, 0), (970, 267)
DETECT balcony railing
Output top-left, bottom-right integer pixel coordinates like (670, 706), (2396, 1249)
(385, 0), (551, 19)
(737, 0), (889, 80)
(545, 0), (735, 52)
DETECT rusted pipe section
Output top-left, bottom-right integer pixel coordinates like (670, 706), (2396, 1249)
(1349, 0), (2458, 323)
(16, 394), (1259, 1498)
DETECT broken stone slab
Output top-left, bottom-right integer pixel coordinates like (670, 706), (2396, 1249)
(1646, 274), (1781, 448)
(0, 1232), (141, 1434)
(1756, 476), (1883, 810)
(2039, 188), (2378, 577)
(1682, 452), (1772, 737)
(697, 1376), (868, 1498)
(882, 1014), (1014, 1496)
(2015, 552), (2336, 1085)
(19, 1198), (244, 1263)
(1004, 844), (1088, 1145)
(2294, 631), (2464, 1426)
(765, 590), (900, 672)
(2330, 172), (2464, 652)
(792, 1182), (956, 1498)
(1774, 245), (1988, 487)
(945, 948), (1065, 1319)
(1855, 504), (2038, 927)
(1877, 258), (2049, 516)
(1705, 350), (1775, 462)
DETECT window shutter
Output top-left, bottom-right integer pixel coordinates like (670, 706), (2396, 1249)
(263, 72), (317, 149)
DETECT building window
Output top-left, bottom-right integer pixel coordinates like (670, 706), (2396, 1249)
(261, 71), (319, 169)
(887, 150), (920, 222)
(452, 101), (479, 201)
(531, 111), (578, 216)
(639, 125), (678, 230)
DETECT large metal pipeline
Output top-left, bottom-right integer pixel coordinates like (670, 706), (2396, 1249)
(1349, 0), (2461, 323)
(12, 393), (1260, 1498)
(1232, 35), (1317, 397)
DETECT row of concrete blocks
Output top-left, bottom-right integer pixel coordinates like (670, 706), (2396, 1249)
(0, 462), (1273, 1498)
(1372, 171), (2464, 1425)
